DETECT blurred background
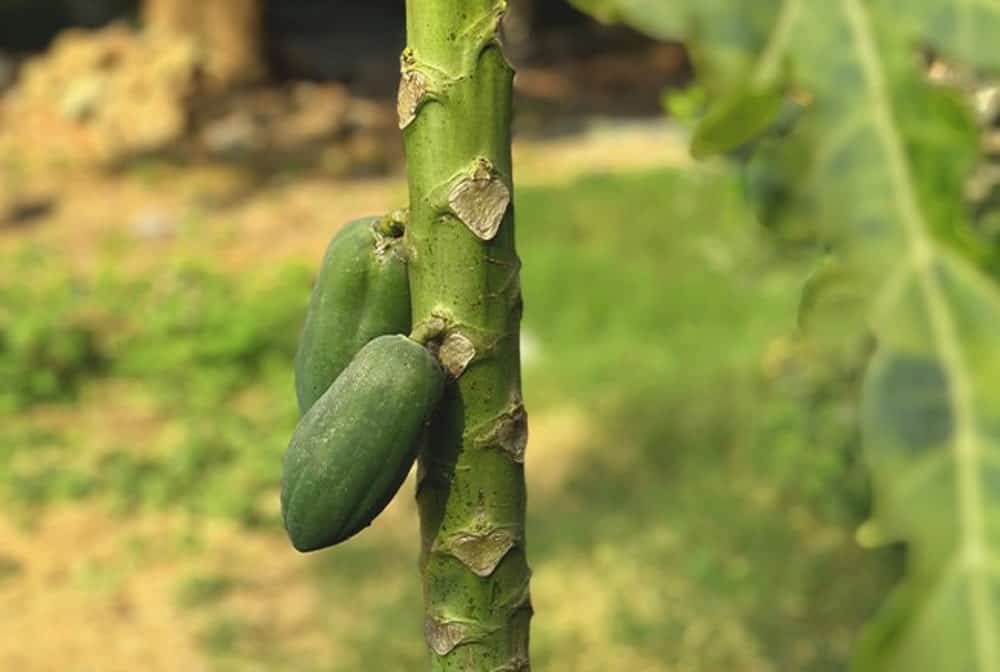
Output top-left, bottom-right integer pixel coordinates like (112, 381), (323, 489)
(0, 2), (905, 670)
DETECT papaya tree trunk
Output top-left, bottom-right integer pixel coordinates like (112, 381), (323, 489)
(400, 1), (532, 670)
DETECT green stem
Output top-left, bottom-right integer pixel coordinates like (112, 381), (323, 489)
(401, 1), (531, 670)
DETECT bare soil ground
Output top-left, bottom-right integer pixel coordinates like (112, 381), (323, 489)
(0, 123), (688, 672)
(0, 403), (599, 672)
(1, 120), (688, 273)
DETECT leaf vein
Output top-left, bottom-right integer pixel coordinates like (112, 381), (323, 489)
(841, 0), (999, 666)
(752, 0), (802, 87)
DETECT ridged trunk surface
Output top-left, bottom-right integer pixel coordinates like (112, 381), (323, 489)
(400, 1), (531, 670)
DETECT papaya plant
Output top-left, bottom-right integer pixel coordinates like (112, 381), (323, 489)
(568, 1), (1000, 671)
(285, 0), (1000, 669)
(399, 2), (530, 670)
(283, 0), (528, 668)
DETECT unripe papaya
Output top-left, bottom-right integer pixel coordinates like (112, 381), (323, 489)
(282, 335), (445, 552)
(294, 216), (411, 415)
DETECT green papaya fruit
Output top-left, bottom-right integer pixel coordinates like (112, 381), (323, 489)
(294, 216), (411, 415)
(282, 335), (445, 552)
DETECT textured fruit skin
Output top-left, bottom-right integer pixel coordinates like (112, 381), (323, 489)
(282, 335), (445, 552)
(294, 217), (411, 415)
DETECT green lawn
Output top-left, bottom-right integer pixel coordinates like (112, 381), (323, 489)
(0, 165), (899, 670)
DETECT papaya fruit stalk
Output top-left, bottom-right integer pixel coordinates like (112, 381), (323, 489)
(400, 1), (531, 669)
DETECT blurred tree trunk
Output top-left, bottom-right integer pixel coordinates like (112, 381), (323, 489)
(503, 0), (536, 61)
(143, 0), (263, 86)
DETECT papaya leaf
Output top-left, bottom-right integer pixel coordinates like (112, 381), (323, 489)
(882, 0), (1000, 70)
(571, 1), (1000, 669)
(758, 5), (1000, 670)
(566, 0), (783, 92)
(567, 0), (683, 38)
(797, 255), (869, 349)
(690, 80), (786, 159)
(662, 84), (706, 126)
(735, 5), (1000, 669)
(854, 252), (1000, 672)
(565, 0), (623, 24)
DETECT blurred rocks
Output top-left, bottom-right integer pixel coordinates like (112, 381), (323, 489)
(193, 81), (399, 175)
(0, 5), (680, 177)
(974, 85), (1000, 128)
(0, 23), (201, 165)
(0, 553), (23, 584)
(130, 210), (175, 240)
(198, 80), (352, 155)
(0, 197), (56, 231)
(0, 24), (401, 176)
(200, 111), (258, 156)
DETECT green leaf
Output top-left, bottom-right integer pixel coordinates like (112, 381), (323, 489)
(882, 0), (1000, 70)
(749, 5), (1000, 669)
(690, 80), (786, 158)
(854, 252), (1000, 672)
(572, 0), (1000, 669)
(565, 0), (624, 24)
(662, 84), (706, 125)
(797, 255), (869, 349)
(567, 0), (784, 92)
(567, 0), (680, 37)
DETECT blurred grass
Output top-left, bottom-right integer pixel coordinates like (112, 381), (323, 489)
(0, 165), (899, 670)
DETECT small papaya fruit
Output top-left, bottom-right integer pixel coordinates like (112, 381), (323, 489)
(281, 335), (445, 552)
(294, 216), (411, 415)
